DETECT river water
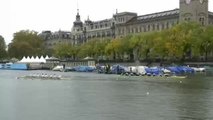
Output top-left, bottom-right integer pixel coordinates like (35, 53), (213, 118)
(0, 70), (213, 120)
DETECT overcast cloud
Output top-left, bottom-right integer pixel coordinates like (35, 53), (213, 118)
(0, 0), (212, 44)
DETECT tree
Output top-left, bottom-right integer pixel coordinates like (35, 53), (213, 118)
(150, 31), (169, 61)
(164, 22), (199, 61)
(137, 32), (155, 61)
(0, 35), (7, 60)
(120, 34), (133, 60)
(8, 42), (33, 59)
(8, 30), (44, 59)
(78, 39), (97, 59)
(105, 38), (122, 60)
(43, 48), (54, 57)
(93, 38), (110, 60)
(194, 25), (213, 61)
(129, 33), (143, 61)
(53, 43), (73, 59)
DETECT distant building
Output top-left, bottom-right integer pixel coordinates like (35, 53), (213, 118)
(71, 0), (213, 44)
(71, 9), (115, 45)
(39, 30), (72, 49)
(41, 0), (213, 48)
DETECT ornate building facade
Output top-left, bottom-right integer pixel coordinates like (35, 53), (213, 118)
(71, 9), (116, 45)
(115, 0), (212, 37)
(71, 0), (213, 44)
(39, 30), (71, 49)
(41, 0), (213, 48)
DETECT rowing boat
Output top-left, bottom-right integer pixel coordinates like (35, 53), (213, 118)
(16, 75), (67, 80)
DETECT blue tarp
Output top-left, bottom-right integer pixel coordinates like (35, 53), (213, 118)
(166, 66), (181, 74)
(177, 66), (194, 73)
(96, 64), (106, 73)
(145, 67), (161, 75)
(166, 66), (194, 74)
(73, 66), (96, 72)
(111, 64), (126, 74)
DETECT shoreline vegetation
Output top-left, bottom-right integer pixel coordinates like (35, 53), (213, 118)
(0, 22), (213, 69)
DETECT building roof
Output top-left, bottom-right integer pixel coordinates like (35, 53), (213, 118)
(52, 30), (71, 34)
(121, 9), (179, 25)
(209, 11), (213, 16)
(137, 9), (179, 21)
(92, 19), (113, 24)
(114, 12), (137, 16)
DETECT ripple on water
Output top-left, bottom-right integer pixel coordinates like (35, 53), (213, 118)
(0, 70), (213, 120)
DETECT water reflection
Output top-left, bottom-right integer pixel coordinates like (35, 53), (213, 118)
(173, 75), (213, 120)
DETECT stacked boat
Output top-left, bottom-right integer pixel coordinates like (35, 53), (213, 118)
(96, 64), (207, 78)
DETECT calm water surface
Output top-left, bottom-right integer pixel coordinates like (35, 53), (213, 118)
(0, 70), (213, 120)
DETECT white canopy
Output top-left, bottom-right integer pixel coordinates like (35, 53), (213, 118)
(20, 56), (27, 62)
(45, 55), (49, 59)
(19, 55), (49, 63)
(40, 56), (46, 63)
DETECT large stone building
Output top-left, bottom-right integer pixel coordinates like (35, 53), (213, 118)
(71, 9), (116, 45)
(39, 30), (72, 49)
(41, 0), (213, 48)
(72, 0), (213, 44)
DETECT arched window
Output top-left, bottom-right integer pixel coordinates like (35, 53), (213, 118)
(135, 27), (138, 33)
(143, 26), (146, 32)
(166, 22), (169, 29)
(184, 17), (190, 21)
(199, 17), (205, 26)
(157, 24), (159, 31)
(162, 23), (165, 30)
(118, 29), (121, 35)
(152, 24), (155, 31)
(148, 25), (150, 31)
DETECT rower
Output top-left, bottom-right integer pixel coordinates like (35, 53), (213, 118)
(57, 75), (62, 79)
(52, 74), (57, 79)
(44, 74), (48, 78)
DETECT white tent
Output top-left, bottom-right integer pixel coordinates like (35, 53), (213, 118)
(35, 56), (40, 63)
(26, 56), (30, 61)
(45, 55), (49, 59)
(30, 56), (35, 63)
(20, 56), (27, 63)
(40, 56), (46, 63)
(18, 55), (47, 63)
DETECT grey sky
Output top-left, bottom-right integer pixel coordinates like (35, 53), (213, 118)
(0, 0), (212, 44)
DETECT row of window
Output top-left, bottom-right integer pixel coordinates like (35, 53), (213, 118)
(184, 17), (206, 26)
(89, 23), (110, 30)
(116, 17), (125, 23)
(72, 35), (83, 40)
(86, 31), (112, 38)
(45, 41), (73, 47)
(199, 17), (205, 26)
(47, 34), (70, 39)
(117, 21), (178, 35)
(74, 23), (111, 31)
